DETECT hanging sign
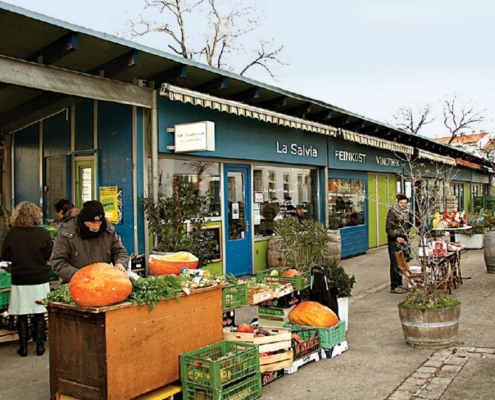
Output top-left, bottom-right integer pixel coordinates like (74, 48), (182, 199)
(100, 186), (119, 223)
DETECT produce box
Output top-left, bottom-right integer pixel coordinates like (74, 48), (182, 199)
(223, 327), (292, 353)
(259, 349), (293, 373)
(257, 317), (290, 328)
(0, 272), (11, 290)
(290, 328), (321, 360)
(284, 320), (346, 349)
(261, 369), (284, 387)
(248, 288), (274, 305)
(256, 268), (310, 291)
(223, 282), (248, 310)
(258, 291), (300, 308)
(0, 292), (9, 309)
(182, 372), (262, 400)
(257, 306), (294, 319)
(180, 340), (259, 389)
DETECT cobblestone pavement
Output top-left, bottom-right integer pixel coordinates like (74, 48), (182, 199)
(388, 347), (495, 399)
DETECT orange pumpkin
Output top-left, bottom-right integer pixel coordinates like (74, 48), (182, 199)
(288, 301), (339, 327)
(69, 262), (132, 307)
(148, 251), (199, 275)
(282, 268), (300, 277)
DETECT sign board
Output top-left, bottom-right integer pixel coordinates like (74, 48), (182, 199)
(100, 186), (119, 223)
(175, 121), (215, 152)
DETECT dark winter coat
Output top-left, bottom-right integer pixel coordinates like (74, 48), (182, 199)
(386, 204), (412, 243)
(1, 226), (53, 285)
(50, 218), (129, 283)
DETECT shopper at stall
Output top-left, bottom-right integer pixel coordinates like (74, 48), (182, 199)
(50, 200), (128, 284)
(54, 199), (79, 228)
(386, 194), (412, 294)
(1, 201), (53, 357)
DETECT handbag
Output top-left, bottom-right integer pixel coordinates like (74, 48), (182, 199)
(309, 266), (339, 316)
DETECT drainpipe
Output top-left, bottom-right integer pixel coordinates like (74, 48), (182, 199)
(151, 89), (159, 202)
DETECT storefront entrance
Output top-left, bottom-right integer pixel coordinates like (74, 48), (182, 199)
(224, 164), (252, 276)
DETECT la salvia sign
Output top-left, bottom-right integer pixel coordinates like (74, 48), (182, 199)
(276, 141), (318, 157)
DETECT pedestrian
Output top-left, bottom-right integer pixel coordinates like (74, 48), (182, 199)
(54, 199), (79, 228)
(386, 194), (412, 294)
(1, 201), (54, 357)
(50, 200), (128, 284)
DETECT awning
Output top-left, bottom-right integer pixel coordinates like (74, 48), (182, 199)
(340, 128), (414, 155)
(161, 84), (338, 137)
(417, 149), (456, 166)
(456, 158), (481, 170)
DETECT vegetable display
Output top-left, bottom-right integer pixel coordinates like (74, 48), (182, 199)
(148, 251), (199, 275)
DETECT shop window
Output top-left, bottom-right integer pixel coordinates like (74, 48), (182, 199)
(253, 165), (316, 237)
(328, 178), (366, 229)
(154, 158), (221, 216)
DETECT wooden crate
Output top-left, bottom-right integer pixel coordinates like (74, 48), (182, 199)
(260, 350), (293, 373)
(48, 286), (223, 400)
(223, 327), (291, 353)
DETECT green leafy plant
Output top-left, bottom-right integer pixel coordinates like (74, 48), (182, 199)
(321, 259), (356, 298)
(141, 181), (218, 268)
(128, 275), (183, 310)
(402, 289), (460, 309)
(274, 217), (330, 272)
(42, 284), (75, 306)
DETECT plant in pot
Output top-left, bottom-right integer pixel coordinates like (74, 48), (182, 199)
(395, 155), (461, 349)
(141, 181), (218, 272)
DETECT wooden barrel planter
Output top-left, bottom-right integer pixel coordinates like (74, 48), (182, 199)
(397, 303), (461, 349)
(267, 236), (286, 267)
(483, 230), (495, 274)
(325, 230), (342, 263)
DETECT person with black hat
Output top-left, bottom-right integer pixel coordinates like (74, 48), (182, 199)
(50, 200), (129, 284)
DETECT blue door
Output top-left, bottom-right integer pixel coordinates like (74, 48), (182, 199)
(224, 164), (252, 277)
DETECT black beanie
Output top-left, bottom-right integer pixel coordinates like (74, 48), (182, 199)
(78, 200), (105, 222)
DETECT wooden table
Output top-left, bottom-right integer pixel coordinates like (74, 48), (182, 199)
(48, 286), (224, 400)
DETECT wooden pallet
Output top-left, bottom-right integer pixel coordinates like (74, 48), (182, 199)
(0, 329), (18, 343)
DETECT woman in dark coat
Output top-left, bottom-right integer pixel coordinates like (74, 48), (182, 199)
(1, 202), (53, 357)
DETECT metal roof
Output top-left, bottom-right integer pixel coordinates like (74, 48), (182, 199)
(0, 1), (486, 164)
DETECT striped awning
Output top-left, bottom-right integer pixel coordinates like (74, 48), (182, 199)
(455, 158), (481, 170)
(417, 149), (456, 166)
(161, 84), (338, 136)
(339, 128), (414, 155)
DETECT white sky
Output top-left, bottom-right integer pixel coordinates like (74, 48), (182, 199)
(4, 0), (495, 138)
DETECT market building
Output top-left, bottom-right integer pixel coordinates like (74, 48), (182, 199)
(0, 2), (492, 276)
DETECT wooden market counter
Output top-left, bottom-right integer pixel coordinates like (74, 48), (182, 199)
(48, 285), (224, 400)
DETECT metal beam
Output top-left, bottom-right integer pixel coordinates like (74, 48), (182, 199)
(228, 87), (260, 102)
(285, 102), (312, 117)
(26, 32), (78, 64)
(88, 50), (139, 78)
(342, 120), (366, 130)
(149, 65), (187, 87)
(358, 124), (380, 134)
(328, 115), (350, 126)
(311, 110), (334, 122)
(259, 96), (288, 109)
(193, 77), (227, 93)
(0, 55), (153, 108)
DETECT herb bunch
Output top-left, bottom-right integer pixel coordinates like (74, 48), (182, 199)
(128, 275), (184, 310)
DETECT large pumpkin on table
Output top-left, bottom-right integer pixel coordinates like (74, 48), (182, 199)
(148, 251), (199, 275)
(69, 262), (132, 307)
(288, 301), (339, 328)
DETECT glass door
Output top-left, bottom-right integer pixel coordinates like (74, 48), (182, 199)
(224, 164), (252, 277)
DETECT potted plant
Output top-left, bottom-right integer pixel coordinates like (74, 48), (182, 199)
(395, 155), (461, 349)
(141, 181), (218, 269)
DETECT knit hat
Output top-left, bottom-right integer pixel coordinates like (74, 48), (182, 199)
(78, 200), (105, 222)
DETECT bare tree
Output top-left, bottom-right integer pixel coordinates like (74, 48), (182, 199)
(393, 103), (435, 134)
(443, 94), (486, 144)
(126, 0), (285, 78)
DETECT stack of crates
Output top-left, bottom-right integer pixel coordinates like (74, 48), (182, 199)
(0, 271), (11, 310)
(256, 289), (307, 327)
(222, 282), (248, 330)
(180, 340), (262, 400)
(284, 327), (321, 374)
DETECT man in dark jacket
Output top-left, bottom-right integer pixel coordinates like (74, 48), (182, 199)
(50, 200), (129, 283)
(386, 194), (412, 294)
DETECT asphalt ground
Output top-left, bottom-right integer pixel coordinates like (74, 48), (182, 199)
(0, 246), (493, 399)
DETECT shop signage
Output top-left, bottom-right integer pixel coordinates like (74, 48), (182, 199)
(277, 141), (318, 157)
(375, 156), (400, 166)
(174, 121), (215, 152)
(335, 150), (366, 163)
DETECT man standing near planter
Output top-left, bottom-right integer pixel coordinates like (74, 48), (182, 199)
(386, 194), (412, 294)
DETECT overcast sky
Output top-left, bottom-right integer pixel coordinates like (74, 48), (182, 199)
(4, 0), (495, 138)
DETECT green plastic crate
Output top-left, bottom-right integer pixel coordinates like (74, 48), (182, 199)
(182, 372), (262, 400)
(0, 291), (10, 309)
(284, 320), (346, 349)
(0, 272), (11, 289)
(180, 340), (260, 389)
(256, 268), (310, 291)
(222, 282), (248, 310)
